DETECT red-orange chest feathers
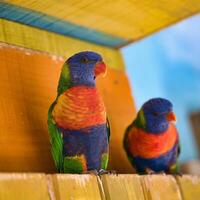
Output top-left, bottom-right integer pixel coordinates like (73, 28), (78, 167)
(52, 86), (106, 130)
(127, 124), (178, 159)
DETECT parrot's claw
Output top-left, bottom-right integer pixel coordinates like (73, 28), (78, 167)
(159, 171), (166, 175)
(173, 172), (183, 177)
(84, 169), (117, 176)
(98, 169), (118, 176)
(84, 170), (99, 176)
(145, 168), (166, 175)
(145, 168), (155, 175)
(156, 170), (166, 175)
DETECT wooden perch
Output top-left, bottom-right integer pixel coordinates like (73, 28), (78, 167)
(0, 173), (200, 200)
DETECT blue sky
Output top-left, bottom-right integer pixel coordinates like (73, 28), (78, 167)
(122, 14), (200, 163)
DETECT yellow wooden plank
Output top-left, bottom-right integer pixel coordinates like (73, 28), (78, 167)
(52, 174), (102, 200)
(1, 173), (200, 200)
(177, 175), (200, 200)
(0, 22), (5, 42)
(0, 173), (50, 200)
(7, 0), (200, 42)
(0, 19), (125, 71)
(101, 174), (145, 200)
(141, 175), (182, 200)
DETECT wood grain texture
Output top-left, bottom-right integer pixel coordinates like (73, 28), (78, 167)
(0, 43), (135, 173)
(0, 19), (125, 71)
(52, 174), (102, 200)
(177, 175), (200, 200)
(0, 173), (50, 200)
(101, 174), (145, 200)
(0, 173), (200, 199)
(0, 43), (57, 172)
(141, 175), (182, 200)
(6, 0), (200, 43)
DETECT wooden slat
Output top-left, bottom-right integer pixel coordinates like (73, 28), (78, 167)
(101, 174), (145, 200)
(0, 173), (50, 200)
(0, 174), (200, 199)
(177, 175), (200, 200)
(52, 174), (102, 200)
(141, 175), (182, 200)
(0, 19), (125, 71)
(6, 0), (200, 44)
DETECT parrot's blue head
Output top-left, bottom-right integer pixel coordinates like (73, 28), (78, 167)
(67, 51), (106, 87)
(136, 98), (176, 134)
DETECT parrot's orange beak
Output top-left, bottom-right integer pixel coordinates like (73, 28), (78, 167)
(94, 61), (107, 78)
(167, 111), (176, 122)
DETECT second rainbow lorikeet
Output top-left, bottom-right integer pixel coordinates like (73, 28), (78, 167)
(48, 51), (110, 174)
(124, 98), (180, 174)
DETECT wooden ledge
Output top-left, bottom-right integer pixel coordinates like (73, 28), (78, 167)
(0, 173), (199, 199)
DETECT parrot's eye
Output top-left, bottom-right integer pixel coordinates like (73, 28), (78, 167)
(81, 57), (88, 63)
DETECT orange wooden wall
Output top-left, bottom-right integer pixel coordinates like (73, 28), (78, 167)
(0, 43), (136, 173)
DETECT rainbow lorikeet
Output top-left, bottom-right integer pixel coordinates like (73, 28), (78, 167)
(48, 51), (110, 173)
(124, 98), (180, 174)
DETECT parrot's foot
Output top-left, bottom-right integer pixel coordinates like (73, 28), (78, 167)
(145, 168), (166, 175)
(145, 168), (155, 175)
(172, 172), (183, 177)
(98, 169), (118, 176)
(157, 171), (166, 175)
(84, 169), (118, 176)
(84, 170), (99, 176)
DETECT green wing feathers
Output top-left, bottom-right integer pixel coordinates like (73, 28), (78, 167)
(47, 102), (64, 172)
(57, 63), (71, 95)
(47, 63), (71, 172)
